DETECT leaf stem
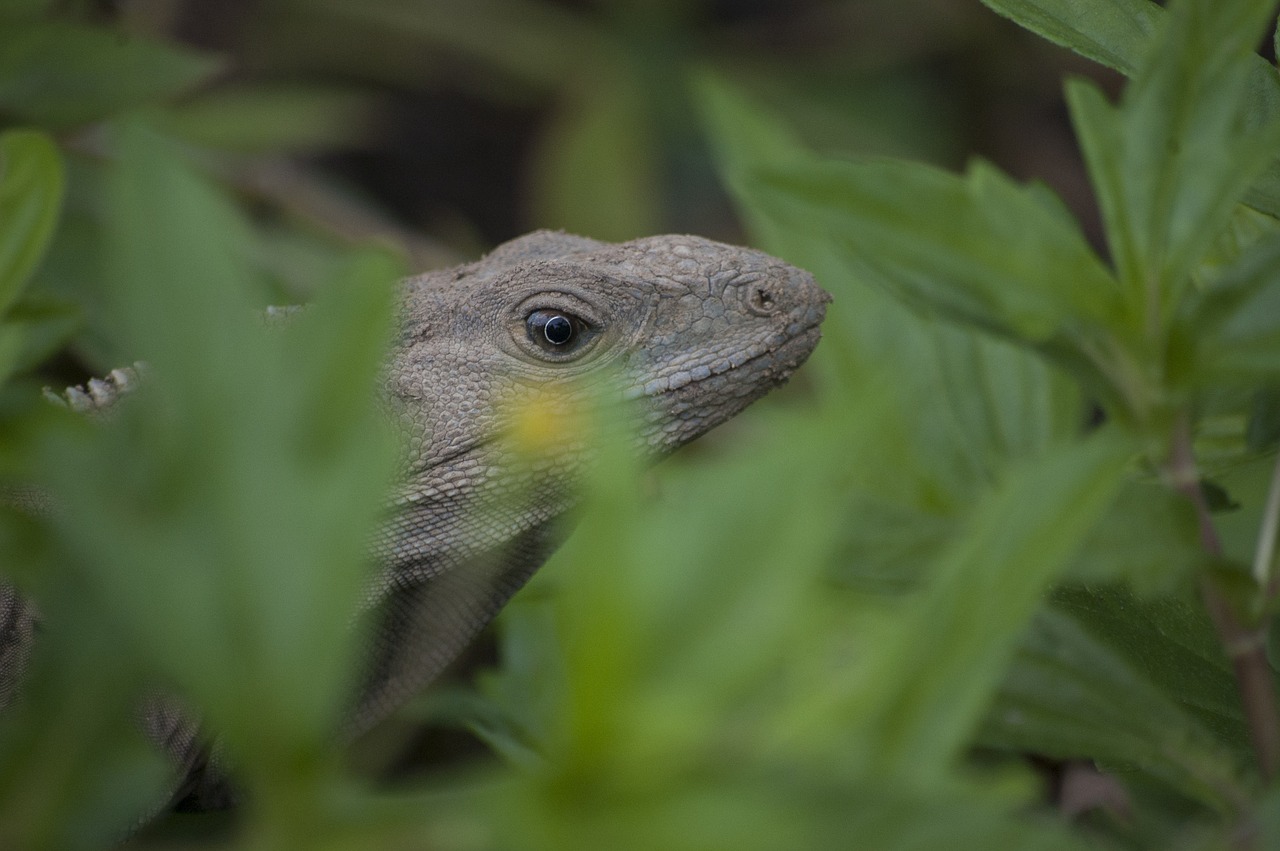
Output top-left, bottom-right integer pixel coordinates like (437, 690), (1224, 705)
(1252, 451), (1280, 588)
(1169, 414), (1279, 781)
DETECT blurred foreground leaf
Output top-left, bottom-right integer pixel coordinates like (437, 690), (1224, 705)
(31, 119), (402, 836)
(821, 431), (1128, 777)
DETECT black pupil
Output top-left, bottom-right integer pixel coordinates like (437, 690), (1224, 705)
(542, 314), (573, 345)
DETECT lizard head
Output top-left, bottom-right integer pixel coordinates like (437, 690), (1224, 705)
(391, 231), (829, 474)
(390, 231), (830, 471)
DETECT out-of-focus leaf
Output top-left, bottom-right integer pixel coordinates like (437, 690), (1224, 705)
(0, 0), (53, 18)
(1190, 231), (1280, 379)
(0, 23), (222, 127)
(982, 606), (1248, 813)
(801, 431), (1129, 779)
(0, 296), (79, 385)
(312, 0), (601, 92)
(37, 120), (402, 809)
(398, 767), (1103, 851)
(427, 403), (1109, 851)
(468, 597), (563, 769)
(1247, 386), (1280, 451)
(979, 0), (1157, 75)
(528, 70), (661, 241)
(0, 570), (170, 851)
(1064, 0), (1280, 335)
(0, 130), (63, 314)
(161, 85), (382, 153)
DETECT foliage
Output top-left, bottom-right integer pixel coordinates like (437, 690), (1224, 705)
(0, 0), (1279, 849)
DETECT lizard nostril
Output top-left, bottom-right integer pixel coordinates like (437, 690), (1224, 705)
(746, 286), (777, 316)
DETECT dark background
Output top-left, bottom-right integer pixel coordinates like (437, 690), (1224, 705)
(92, 0), (1122, 263)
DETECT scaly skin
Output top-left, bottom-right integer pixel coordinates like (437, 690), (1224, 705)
(2, 230), (830, 812)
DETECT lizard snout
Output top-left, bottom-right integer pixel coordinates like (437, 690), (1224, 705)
(740, 266), (831, 332)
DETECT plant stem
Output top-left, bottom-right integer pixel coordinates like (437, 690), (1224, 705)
(1253, 451), (1280, 588)
(1169, 414), (1280, 781)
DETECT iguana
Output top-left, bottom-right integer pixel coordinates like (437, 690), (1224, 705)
(1, 230), (829, 812)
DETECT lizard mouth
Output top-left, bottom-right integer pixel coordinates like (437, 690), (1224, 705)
(628, 319), (825, 400)
(627, 322), (824, 451)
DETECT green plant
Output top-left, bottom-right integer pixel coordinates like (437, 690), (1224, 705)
(3, 0), (1280, 848)
(687, 0), (1280, 841)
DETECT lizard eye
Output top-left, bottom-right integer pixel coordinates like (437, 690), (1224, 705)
(526, 310), (588, 352)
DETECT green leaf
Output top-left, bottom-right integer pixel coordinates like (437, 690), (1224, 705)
(1065, 0), (1280, 334)
(1066, 478), (1203, 591)
(1190, 230), (1280, 379)
(748, 156), (1127, 411)
(318, 0), (602, 92)
(0, 296), (79, 385)
(697, 75), (1088, 510)
(528, 68), (662, 241)
(160, 85), (382, 153)
(1053, 585), (1246, 742)
(806, 431), (1129, 779)
(446, 409), (1111, 851)
(979, 0), (1158, 76)
(0, 571), (170, 851)
(693, 71), (878, 400)
(983, 605), (1248, 813)
(757, 157), (1121, 342)
(983, 0), (1280, 221)
(0, 130), (63, 315)
(1247, 385), (1280, 451)
(37, 120), (402, 799)
(0, 23), (222, 127)
(0, 0), (53, 18)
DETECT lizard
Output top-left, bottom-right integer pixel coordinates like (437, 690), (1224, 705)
(0, 229), (830, 813)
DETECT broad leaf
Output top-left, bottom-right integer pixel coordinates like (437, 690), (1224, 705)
(984, 0), (1280, 221)
(1066, 479), (1203, 591)
(980, 0), (1157, 75)
(0, 580), (169, 851)
(0, 296), (79, 385)
(746, 155), (1130, 414)
(0, 23), (221, 127)
(528, 68), (662, 241)
(753, 156), (1122, 342)
(316, 0), (601, 92)
(808, 431), (1128, 778)
(1190, 230), (1280, 380)
(0, 130), (63, 314)
(983, 604), (1248, 813)
(161, 85), (381, 153)
(38, 120), (402, 799)
(1065, 0), (1280, 334)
